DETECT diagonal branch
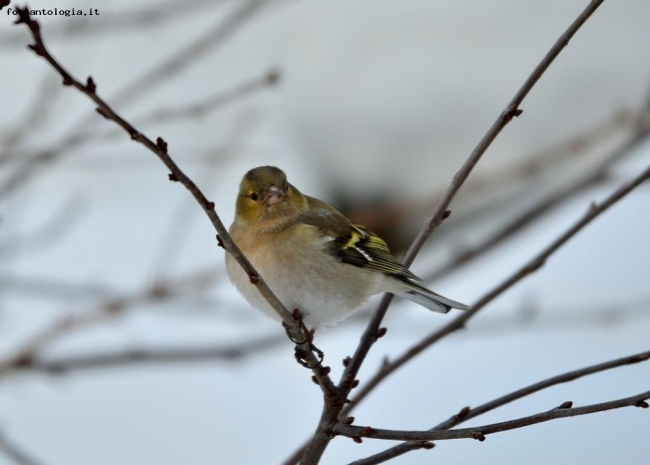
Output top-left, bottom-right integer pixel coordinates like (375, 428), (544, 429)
(295, 1), (608, 463)
(336, 94), (650, 418)
(0, 68), (276, 200)
(435, 352), (650, 430)
(348, 350), (650, 464)
(334, 391), (650, 442)
(340, 162), (650, 422)
(339, 0), (608, 396)
(12, 6), (339, 400)
(0, 0), (280, 200)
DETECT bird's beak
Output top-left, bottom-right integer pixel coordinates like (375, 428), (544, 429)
(266, 185), (285, 205)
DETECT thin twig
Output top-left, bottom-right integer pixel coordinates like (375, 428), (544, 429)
(436, 352), (650, 430)
(294, 2), (608, 464)
(350, 350), (650, 464)
(13, 6), (340, 401)
(335, 391), (650, 442)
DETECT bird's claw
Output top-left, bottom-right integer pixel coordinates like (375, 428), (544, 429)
(282, 309), (324, 368)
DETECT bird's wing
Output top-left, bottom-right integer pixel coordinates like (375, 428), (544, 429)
(297, 199), (420, 281)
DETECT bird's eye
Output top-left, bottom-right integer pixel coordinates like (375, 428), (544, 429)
(250, 192), (260, 201)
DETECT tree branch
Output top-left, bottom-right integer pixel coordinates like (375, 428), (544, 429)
(0, 0), (280, 200)
(13, 6), (339, 401)
(348, 350), (650, 464)
(296, 1), (608, 463)
(335, 391), (650, 442)
(339, 0), (607, 396)
(340, 162), (650, 422)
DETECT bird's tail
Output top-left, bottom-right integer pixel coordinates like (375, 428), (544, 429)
(397, 281), (470, 314)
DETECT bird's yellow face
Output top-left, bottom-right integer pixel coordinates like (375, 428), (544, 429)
(235, 166), (306, 231)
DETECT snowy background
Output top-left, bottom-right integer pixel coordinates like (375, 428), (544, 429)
(1, 0), (649, 464)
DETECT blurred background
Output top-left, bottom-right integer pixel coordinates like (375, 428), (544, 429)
(1, 0), (649, 464)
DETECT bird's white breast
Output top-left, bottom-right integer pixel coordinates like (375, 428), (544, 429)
(225, 226), (386, 327)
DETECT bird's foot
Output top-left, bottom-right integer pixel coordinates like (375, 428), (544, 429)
(282, 309), (324, 368)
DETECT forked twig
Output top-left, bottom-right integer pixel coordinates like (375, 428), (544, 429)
(334, 391), (650, 442)
(349, 350), (650, 464)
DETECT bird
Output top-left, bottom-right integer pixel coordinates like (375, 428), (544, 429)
(225, 166), (469, 327)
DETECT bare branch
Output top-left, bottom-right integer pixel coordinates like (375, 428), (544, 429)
(341, 162), (650, 422)
(350, 350), (650, 464)
(338, 0), (607, 396)
(296, 1), (609, 463)
(13, 6), (340, 401)
(436, 351), (650, 430)
(0, 68), (276, 199)
(0, 0), (280, 200)
(334, 391), (650, 442)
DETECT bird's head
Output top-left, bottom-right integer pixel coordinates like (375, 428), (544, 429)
(235, 166), (306, 230)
